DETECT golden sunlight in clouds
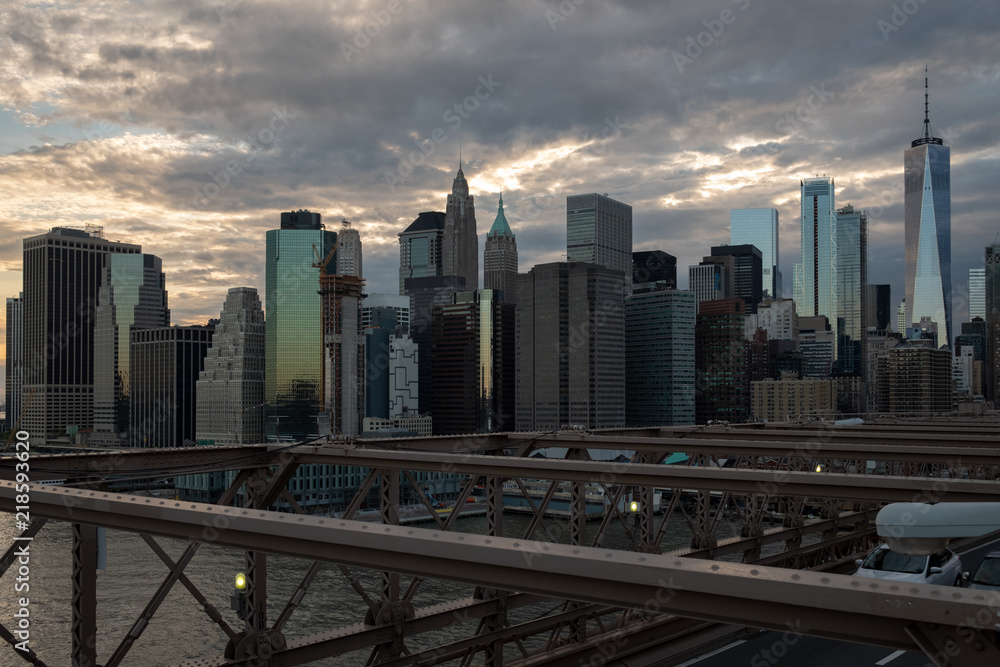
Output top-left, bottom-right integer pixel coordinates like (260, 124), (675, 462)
(473, 141), (589, 195)
(700, 166), (775, 194)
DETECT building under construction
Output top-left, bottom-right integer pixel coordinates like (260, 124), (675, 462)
(319, 273), (365, 436)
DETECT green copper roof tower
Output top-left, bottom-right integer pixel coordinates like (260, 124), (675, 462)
(484, 195), (518, 304)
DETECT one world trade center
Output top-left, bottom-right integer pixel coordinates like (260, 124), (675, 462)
(904, 70), (951, 348)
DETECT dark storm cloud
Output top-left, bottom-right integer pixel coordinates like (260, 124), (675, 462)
(0, 0), (998, 325)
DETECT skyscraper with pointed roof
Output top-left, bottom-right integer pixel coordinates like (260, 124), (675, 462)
(904, 68), (951, 348)
(443, 165), (479, 290)
(484, 195), (518, 304)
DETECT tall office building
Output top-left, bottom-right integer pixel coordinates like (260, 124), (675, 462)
(92, 253), (170, 446)
(688, 262), (728, 311)
(567, 193), (633, 286)
(176, 288), (264, 502)
(730, 208), (780, 298)
(866, 285), (891, 332)
(431, 290), (515, 434)
(195, 287), (265, 445)
(130, 325), (214, 447)
(625, 285), (696, 426)
(694, 299), (747, 424)
(484, 195), (518, 304)
(443, 166), (479, 290)
(633, 250), (677, 288)
(5, 294), (23, 431)
(362, 294), (410, 332)
(265, 209), (336, 441)
(319, 274), (365, 437)
(897, 299), (907, 334)
(904, 72), (951, 348)
(364, 308), (397, 420)
(969, 268), (986, 321)
(407, 274), (466, 416)
(834, 205), (868, 375)
(399, 212), (446, 294)
(799, 316), (835, 379)
(336, 219), (362, 277)
(389, 333), (418, 417)
(984, 243), (1000, 403)
(794, 177), (838, 353)
(516, 262), (625, 430)
(710, 244), (763, 314)
(22, 226), (141, 444)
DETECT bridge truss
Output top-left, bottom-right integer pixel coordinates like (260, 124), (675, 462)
(1, 420), (999, 666)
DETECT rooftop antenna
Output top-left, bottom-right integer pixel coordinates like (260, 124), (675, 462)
(459, 136), (462, 171)
(922, 64), (931, 141)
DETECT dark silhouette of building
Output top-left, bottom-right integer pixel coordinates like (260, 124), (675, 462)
(21, 226), (141, 443)
(624, 284), (694, 426)
(516, 262), (625, 430)
(866, 284), (891, 332)
(443, 166), (479, 291)
(431, 290), (514, 434)
(406, 274), (466, 415)
(711, 244), (763, 314)
(632, 250), (677, 288)
(130, 325), (214, 447)
(695, 299), (747, 424)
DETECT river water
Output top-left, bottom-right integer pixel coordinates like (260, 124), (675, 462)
(0, 505), (746, 666)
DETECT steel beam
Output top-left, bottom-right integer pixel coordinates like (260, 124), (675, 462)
(5, 430), (998, 485)
(5, 481), (1000, 659)
(70, 524), (97, 667)
(284, 446), (1000, 502)
(0, 446), (274, 482)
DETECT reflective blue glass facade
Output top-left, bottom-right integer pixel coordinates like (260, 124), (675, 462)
(730, 208), (780, 298)
(904, 142), (951, 347)
(797, 177), (837, 355)
(265, 226), (336, 440)
(835, 206), (867, 375)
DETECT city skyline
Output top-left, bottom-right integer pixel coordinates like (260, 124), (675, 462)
(1, 1), (999, 393)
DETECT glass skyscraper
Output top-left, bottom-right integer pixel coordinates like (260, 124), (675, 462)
(730, 208), (780, 299)
(794, 177), (838, 354)
(624, 286), (695, 426)
(904, 75), (951, 348)
(567, 193), (633, 286)
(93, 253), (170, 445)
(835, 205), (868, 375)
(265, 210), (336, 440)
(21, 226), (141, 444)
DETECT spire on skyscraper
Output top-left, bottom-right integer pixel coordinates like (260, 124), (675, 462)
(913, 66), (943, 147)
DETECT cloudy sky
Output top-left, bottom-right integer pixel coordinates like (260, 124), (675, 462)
(1, 0), (999, 395)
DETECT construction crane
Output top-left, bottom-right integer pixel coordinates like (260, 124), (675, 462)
(312, 243), (336, 277)
(312, 244), (336, 415)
